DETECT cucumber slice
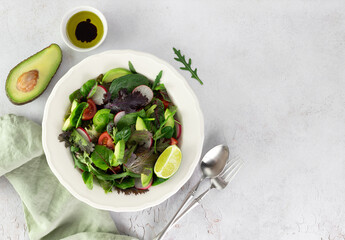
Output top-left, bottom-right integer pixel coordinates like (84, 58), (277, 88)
(114, 140), (125, 164)
(62, 116), (72, 131)
(71, 99), (79, 112)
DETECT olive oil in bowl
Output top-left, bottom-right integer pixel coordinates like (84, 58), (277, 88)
(61, 6), (108, 52)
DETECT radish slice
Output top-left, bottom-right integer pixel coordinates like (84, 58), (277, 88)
(114, 111), (125, 125)
(132, 85), (153, 105)
(91, 85), (107, 105)
(135, 177), (153, 190)
(76, 127), (91, 142)
(175, 122), (182, 139)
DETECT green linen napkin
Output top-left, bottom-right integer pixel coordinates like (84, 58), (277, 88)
(0, 114), (136, 240)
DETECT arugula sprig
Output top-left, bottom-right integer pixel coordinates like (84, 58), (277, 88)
(173, 47), (203, 85)
(128, 61), (137, 74)
(152, 70), (163, 90)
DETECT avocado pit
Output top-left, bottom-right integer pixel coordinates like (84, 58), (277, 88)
(16, 70), (39, 92)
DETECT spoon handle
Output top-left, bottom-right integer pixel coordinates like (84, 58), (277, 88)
(171, 187), (211, 225)
(157, 177), (205, 240)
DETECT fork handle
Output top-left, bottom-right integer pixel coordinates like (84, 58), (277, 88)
(157, 177), (205, 240)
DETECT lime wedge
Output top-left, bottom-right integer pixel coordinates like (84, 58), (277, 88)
(154, 145), (182, 179)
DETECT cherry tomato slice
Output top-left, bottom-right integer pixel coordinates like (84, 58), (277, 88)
(170, 137), (178, 145)
(113, 166), (122, 173)
(158, 96), (170, 109)
(82, 99), (97, 120)
(162, 100), (170, 109)
(98, 132), (115, 149)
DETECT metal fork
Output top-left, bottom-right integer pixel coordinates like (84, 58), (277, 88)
(156, 157), (243, 239)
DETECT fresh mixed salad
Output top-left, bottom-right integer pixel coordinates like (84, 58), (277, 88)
(58, 62), (182, 194)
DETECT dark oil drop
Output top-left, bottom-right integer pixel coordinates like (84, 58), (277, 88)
(75, 19), (97, 43)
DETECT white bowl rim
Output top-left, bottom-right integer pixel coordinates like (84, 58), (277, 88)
(42, 49), (204, 212)
(60, 6), (108, 52)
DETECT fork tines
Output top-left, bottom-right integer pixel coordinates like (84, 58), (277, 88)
(221, 156), (243, 182)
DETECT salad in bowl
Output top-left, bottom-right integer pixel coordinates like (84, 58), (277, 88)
(58, 62), (182, 194)
(43, 50), (203, 212)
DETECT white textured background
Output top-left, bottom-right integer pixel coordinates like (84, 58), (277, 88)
(1, 0), (345, 239)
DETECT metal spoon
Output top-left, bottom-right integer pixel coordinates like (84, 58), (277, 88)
(157, 144), (229, 240)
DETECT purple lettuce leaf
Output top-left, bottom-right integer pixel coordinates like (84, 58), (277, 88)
(104, 88), (148, 113)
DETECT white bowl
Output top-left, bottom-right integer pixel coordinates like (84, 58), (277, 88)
(60, 6), (108, 52)
(42, 50), (204, 212)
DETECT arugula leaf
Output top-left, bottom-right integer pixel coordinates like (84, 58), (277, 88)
(145, 104), (157, 117)
(154, 126), (174, 141)
(91, 145), (115, 171)
(82, 171), (93, 190)
(114, 177), (135, 189)
(71, 151), (89, 172)
(70, 145), (80, 153)
(159, 87), (171, 102)
(97, 179), (113, 193)
(173, 47), (203, 85)
(152, 109), (176, 152)
(128, 61), (137, 74)
(89, 165), (133, 181)
(152, 70), (163, 90)
(115, 127), (132, 142)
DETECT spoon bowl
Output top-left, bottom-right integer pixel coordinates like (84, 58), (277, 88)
(201, 145), (229, 179)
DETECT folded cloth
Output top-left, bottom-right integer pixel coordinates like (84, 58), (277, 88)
(0, 114), (136, 240)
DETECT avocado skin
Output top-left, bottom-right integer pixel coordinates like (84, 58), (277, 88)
(5, 43), (63, 105)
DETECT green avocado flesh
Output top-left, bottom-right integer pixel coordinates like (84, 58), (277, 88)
(5, 44), (62, 105)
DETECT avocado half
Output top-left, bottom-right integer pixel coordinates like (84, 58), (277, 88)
(5, 44), (62, 105)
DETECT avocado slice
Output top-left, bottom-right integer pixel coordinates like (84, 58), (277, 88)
(141, 168), (153, 187)
(136, 116), (147, 130)
(102, 68), (132, 83)
(5, 44), (62, 105)
(164, 108), (175, 128)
